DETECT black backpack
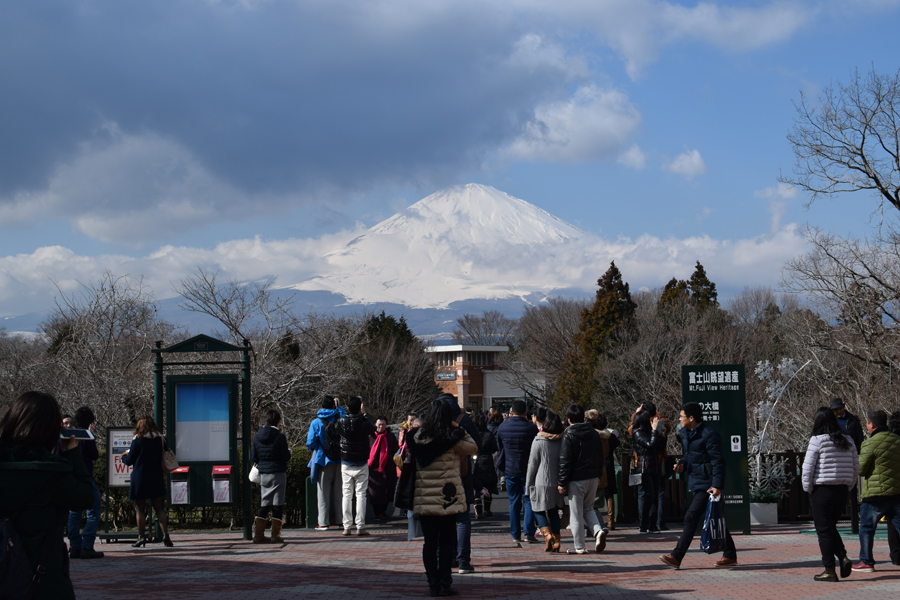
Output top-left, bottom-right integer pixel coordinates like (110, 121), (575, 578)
(0, 508), (56, 600)
(320, 417), (341, 462)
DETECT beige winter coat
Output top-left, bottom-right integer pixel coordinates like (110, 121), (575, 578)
(412, 430), (478, 517)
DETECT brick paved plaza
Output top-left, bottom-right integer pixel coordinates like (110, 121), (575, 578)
(73, 521), (900, 599)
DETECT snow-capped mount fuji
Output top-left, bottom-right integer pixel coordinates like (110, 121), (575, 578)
(290, 184), (591, 309)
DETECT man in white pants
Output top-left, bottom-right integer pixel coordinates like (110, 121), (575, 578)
(557, 404), (607, 554)
(337, 396), (376, 535)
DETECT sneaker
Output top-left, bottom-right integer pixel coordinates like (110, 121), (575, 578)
(851, 562), (874, 573)
(659, 554), (681, 569)
(315, 525), (329, 531)
(511, 537), (522, 547)
(649, 529), (662, 534)
(566, 548), (588, 554)
(342, 528), (352, 536)
(69, 547), (81, 559)
(357, 528), (370, 536)
(639, 528), (649, 534)
(595, 530), (608, 553)
(79, 548), (105, 559)
(458, 560), (475, 574)
(524, 534), (539, 544)
(658, 525), (670, 531)
(714, 557), (737, 567)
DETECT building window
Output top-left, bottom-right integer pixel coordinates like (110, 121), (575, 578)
(435, 352), (455, 367)
(467, 352), (493, 367)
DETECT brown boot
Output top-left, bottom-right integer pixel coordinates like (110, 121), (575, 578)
(253, 517), (270, 543)
(550, 532), (561, 553)
(540, 526), (553, 552)
(606, 496), (616, 530)
(270, 518), (284, 543)
(483, 496), (493, 517)
(475, 498), (484, 519)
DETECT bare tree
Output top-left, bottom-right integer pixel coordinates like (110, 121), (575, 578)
(0, 329), (46, 403)
(779, 67), (900, 220)
(452, 310), (518, 346)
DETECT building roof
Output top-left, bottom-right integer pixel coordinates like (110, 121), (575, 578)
(425, 345), (509, 353)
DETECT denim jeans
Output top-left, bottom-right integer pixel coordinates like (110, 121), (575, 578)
(858, 496), (900, 565)
(534, 508), (561, 535)
(505, 475), (534, 540)
(456, 504), (471, 562)
(68, 480), (102, 550)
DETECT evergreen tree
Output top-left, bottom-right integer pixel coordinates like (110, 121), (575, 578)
(555, 262), (636, 408)
(365, 310), (416, 346)
(657, 277), (690, 310)
(688, 261), (718, 309)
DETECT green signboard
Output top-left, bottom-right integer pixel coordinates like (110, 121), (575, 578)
(681, 364), (750, 535)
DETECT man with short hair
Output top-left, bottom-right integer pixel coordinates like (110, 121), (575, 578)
(497, 399), (538, 545)
(306, 396), (346, 530)
(851, 409), (900, 572)
(832, 398), (865, 533)
(557, 404), (606, 554)
(67, 406), (104, 559)
(337, 396), (376, 536)
(660, 402), (737, 569)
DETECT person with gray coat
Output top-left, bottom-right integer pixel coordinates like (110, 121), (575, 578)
(526, 410), (565, 552)
(801, 407), (859, 582)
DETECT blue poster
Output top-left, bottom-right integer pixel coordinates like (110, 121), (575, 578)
(175, 382), (230, 462)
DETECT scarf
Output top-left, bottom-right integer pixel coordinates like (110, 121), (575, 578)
(369, 430), (390, 472)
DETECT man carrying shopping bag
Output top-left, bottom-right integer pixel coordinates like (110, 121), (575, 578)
(659, 402), (738, 569)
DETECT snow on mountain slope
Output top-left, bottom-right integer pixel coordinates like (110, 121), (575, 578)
(289, 184), (594, 308)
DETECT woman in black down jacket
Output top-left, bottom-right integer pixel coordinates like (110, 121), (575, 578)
(472, 413), (498, 519)
(632, 409), (666, 534)
(122, 415), (173, 547)
(251, 409), (291, 543)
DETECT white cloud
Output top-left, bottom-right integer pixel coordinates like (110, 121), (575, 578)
(664, 148), (707, 179)
(755, 182), (798, 233)
(501, 84), (641, 163)
(617, 144), (646, 169)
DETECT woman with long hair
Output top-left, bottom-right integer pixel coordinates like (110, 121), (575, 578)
(802, 406), (859, 582)
(406, 399), (477, 597)
(632, 407), (666, 534)
(121, 415), (173, 547)
(526, 410), (565, 552)
(0, 391), (94, 599)
(251, 409), (291, 543)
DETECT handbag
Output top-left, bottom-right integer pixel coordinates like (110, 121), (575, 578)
(700, 493), (727, 554)
(628, 472), (642, 486)
(393, 458), (417, 511)
(249, 464), (261, 484)
(161, 437), (179, 473)
(393, 443), (406, 469)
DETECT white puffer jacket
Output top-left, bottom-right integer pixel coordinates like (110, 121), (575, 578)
(801, 434), (859, 493)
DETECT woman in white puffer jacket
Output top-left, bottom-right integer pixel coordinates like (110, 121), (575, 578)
(802, 406), (859, 583)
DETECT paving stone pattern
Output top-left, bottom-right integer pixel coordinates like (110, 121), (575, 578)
(73, 523), (900, 599)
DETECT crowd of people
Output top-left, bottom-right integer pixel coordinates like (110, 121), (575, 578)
(3, 389), (900, 598)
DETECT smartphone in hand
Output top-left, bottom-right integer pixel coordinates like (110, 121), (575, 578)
(60, 428), (95, 441)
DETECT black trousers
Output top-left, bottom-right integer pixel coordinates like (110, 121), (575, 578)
(850, 484), (860, 534)
(420, 514), (458, 583)
(810, 485), (847, 568)
(673, 491), (736, 561)
(888, 517), (900, 565)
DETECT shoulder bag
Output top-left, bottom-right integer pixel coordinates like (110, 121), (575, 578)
(161, 437), (179, 473)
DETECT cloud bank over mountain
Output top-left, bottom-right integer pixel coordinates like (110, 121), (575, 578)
(0, 184), (806, 321)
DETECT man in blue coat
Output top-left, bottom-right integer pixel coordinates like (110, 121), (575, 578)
(497, 399), (539, 544)
(306, 396), (345, 530)
(660, 402), (737, 569)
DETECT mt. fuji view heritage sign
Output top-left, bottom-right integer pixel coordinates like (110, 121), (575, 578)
(681, 364), (751, 535)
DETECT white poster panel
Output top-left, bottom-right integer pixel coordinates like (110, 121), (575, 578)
(171, 481), (189, 505)
(213, 479), (231, 503)
(108, 429), (134, 488)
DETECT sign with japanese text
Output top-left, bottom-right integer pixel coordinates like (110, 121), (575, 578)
(682, 364), (750, 535)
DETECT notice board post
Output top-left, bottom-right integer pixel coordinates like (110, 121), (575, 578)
(99, 426), (139, 543)
(681, 364), (751, 535)
(152, 334), (253, 540)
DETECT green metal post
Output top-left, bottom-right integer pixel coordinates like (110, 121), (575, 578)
(153, 341), (164, 541)
(305, 477), (317, 529)
(241, 339), (252, 541)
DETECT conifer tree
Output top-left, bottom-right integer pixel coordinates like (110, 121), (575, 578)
(555, 262), (636, 407)
(688, 261), (718, 309)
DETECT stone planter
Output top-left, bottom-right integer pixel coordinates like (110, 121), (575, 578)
(750, 502), (778, 525)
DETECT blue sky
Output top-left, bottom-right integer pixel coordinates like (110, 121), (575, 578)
(1, 1), (899, 318)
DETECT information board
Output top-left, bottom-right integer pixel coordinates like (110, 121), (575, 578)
(107, 427), (135, 488)
(175, 382), (230, 462)
(681, 364), (751, 535)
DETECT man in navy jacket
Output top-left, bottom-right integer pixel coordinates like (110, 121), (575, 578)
(497, 399), (538, 544)
(660, 402), (737, 569)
